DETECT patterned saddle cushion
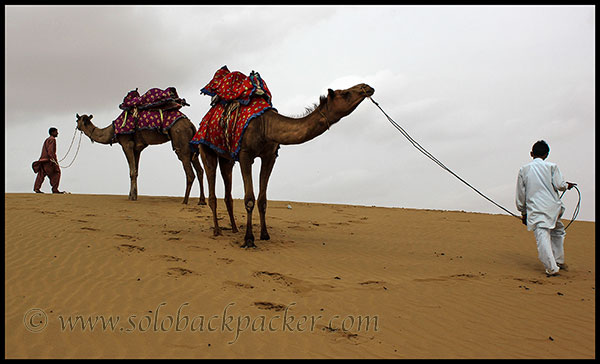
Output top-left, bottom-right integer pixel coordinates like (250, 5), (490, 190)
(119, 87), (186, 111)
(190, 66), (276, 160)
(112, 87), (189, 135)
(113, 109), (187, 135)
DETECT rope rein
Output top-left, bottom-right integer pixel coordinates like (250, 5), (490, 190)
(52, 126), (83, 169)
(57, 126), (78, 162)
(365, 93), (580, 229)
(559, 185), (581, 230)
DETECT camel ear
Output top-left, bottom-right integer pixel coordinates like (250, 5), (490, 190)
(89, 115), (93, 120)
(76, 113), (80, 119)
(327, 89), (336, 102)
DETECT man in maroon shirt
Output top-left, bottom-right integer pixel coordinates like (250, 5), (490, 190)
(32, 127), (64, 194)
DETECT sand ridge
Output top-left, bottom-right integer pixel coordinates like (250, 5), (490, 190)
(4, 193), (595, 358)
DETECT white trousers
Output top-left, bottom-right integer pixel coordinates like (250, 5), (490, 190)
(533, 221), (565, 273)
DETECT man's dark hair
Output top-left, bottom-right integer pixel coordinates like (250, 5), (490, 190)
(532, 140), (550, 157)
(49, 127), (58, 135)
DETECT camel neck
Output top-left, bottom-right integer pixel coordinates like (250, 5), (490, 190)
(264, 108), (333, 145)
(82, 122), (115, 144)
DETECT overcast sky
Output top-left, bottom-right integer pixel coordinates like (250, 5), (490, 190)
(5, 5), (595, 222)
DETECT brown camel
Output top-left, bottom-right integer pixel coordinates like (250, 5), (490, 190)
(76, 114), (206, 204)
(200, 83), (375, 248)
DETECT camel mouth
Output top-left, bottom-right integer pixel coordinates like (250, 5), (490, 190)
(362, 85), (375, 97)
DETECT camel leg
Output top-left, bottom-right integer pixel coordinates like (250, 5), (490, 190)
(200, 145), (221, 236)
(173, 145), (196, 205)
(218, 157), (238, 233)
(192, 153), (207, 205)
(258, 153), (277, 241)
(132, 146), (145, 201)
(119, 139), (138, 201)
(238, 152), (256, 248)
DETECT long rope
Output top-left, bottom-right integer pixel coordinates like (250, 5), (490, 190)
(366, 96), (521, 219)
(560, 185), (581, 230)
(57, 126), (78, 162)
(366, 95), (580, 229)
(52, 127), (83, 169)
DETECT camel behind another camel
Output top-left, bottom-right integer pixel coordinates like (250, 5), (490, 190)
(76, 113), (206, 205)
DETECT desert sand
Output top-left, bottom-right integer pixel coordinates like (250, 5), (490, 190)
(4, 192), (595, 359)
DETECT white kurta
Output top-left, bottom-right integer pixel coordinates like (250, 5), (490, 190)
(516, 158), (568, 231)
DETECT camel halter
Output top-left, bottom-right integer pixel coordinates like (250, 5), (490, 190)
(318, 97), (331, 130)
(318, 109), (331, 130)
(363, 87), (581, 230)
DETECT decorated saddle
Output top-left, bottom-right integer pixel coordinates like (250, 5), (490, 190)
(190, 66), (276, 160)
(112, 87), (189, 136)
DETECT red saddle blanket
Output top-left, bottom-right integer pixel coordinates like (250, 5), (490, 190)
(112, 87), (189, 135)
(190, 66), (276, 160)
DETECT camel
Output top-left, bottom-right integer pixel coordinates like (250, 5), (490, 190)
(75, 114), (206, 205)
(200, 83), (375, 248)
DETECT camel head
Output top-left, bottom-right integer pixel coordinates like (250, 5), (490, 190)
(75, 113), (94, 132)
(320, 83), (375, 124)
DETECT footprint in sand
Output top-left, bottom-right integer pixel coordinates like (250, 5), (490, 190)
(332, 222), (351, 226)
(450, 273), (486, 279)
(116, 244), (145, 253)
(223, 281), (255, 289)
(254, 301), (286, 312)
(217, 257), (234, 264)
(414, 272), (486, 282)
(317, 324), (372, 345)
(80, 227), (99, 231)
(163, 230), (182, 235)
(253, 271), (303, 293)
(115, 233), (138, 241)
(154, 255), (186, 263)
(252, 271), (336, 294)
(166, 267), (195, 277)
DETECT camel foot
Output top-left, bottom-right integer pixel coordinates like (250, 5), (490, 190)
(232, 225), (239, 234)
(241, 239), (257, 249)
(182, 199), (189, 205)
(242, 231), (255, 248)
(213, 227), (222, 237)
(260, 231), (270, 241)
(198, 198), (207, 206)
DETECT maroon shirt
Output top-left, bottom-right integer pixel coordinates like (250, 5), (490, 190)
(32, 136), (59, 173)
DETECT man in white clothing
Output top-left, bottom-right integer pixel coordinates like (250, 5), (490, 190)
(516, 140), (576, 276)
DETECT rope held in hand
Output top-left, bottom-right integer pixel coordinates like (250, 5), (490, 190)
(365, 95), (581, 229)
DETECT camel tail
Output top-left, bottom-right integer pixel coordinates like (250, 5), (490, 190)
(189, 121), (200, 161)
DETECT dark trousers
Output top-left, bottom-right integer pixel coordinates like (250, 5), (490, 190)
(34, 162), (61, 192)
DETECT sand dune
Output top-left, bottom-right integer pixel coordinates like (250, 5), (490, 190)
(4, 193), (595, 358)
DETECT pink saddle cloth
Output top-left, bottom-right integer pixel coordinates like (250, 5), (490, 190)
(112, 87), (189, 135)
